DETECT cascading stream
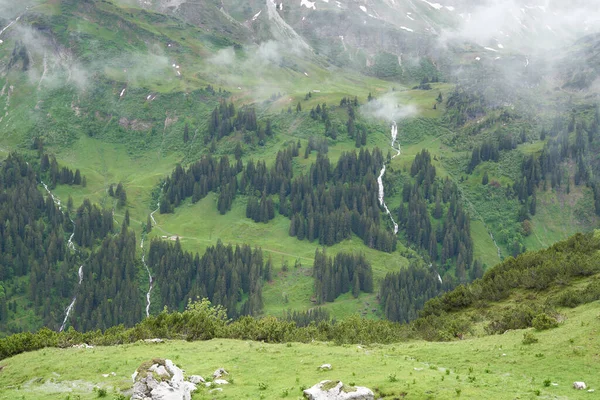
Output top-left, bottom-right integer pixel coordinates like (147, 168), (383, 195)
(141, 189), (163, 317)
(41, 181), (83, 331)
(140, 238), (153, 318)
(377, 122), (400, 234)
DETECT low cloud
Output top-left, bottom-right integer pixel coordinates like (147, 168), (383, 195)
(360, 93), (419, 122)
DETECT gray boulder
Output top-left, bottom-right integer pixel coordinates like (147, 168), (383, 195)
(304, 380), (374, 400)
(131, 359), (197, 400)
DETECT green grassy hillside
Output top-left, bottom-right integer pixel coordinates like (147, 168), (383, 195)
(1, 300), (598, 399)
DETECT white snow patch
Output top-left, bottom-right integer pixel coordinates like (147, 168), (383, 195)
(400, 26), (414, 32)
(301, 0), (316, 10)
(445, 6), (454, 11)
(484, 47), (499, 52)
(252, 10), (262, 21)
(475, 57), (481, 61)
(359, 5), (367, 13)
(406, 13), (415, 21)
(304, 72), (309, 76)
(120, 89), (126, 98)
(497, 43), (504, 49)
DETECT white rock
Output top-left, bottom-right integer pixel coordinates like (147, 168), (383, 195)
(319, 364), (333, 370)
(149, 364), (170, 378)
(304, 380), (374, 400)
(573, 382), (587, 390)
(213, 368), (228, 378)
(213, 379), (229, 385)
(188, 375), (205, 384)
(144, 338), (164, 343)
(132, 359), (197, 400)
(209, 388), (223, 393)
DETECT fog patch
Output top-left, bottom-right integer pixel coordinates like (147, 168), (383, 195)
(360, 93), (419, 122)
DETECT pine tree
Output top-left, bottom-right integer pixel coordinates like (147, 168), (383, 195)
(482, 171), (489, 185)
(352, 273), (360, 298)
(183, 123), (190, 143)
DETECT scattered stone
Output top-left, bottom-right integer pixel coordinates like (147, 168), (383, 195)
(304, 380), (374, 400)
(144, 338), (164, 344)
(131, 358), (197, 400)
(588, 389), (595, 393)
(318, 364), (333, 371)
(574, 382), (587, 390)
(209, 388), (223, 393)
(188, 375), (205, 384)
(213, 368), (228, 379)
(72, 343), (94, 349)
(213, 379), (229, 385)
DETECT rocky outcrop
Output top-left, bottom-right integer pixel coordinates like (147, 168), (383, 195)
(303, 380), (374, 400)
(131, 359), (197, 400)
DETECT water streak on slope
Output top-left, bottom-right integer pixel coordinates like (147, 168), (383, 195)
(0, 15), (22, 38)
(377, 122), (400, 234)
(140, 238), (153, 318)
(41, 181), (83, 331)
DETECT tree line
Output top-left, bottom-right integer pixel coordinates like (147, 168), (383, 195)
(160, 144), (397, 252)
(313, 249), (373, 304)
(148, 239), (269, 318)
(397, 150), (475, 280)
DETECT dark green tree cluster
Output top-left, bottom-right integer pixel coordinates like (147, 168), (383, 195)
(108, 182), (127, 207)
(284, 307), (331, 327)
(309, 103), (338, 139)
(207, 99), (262, 144)
(73, 199), (114, 248)
(380, 261), (447, 323)
(313, 249), (373, 304)
(160, 154), (241, 213)
(245, 193), (275, 223)
(304, 136), (328, 158)
(444, 87), (486, 127)
(397, 150), (473, 278)
(70, 226), (143, 332)
(161, 145), (396, 252)
(40, 153), (85, 188)
(148, 239), (268, 318)
(288, 149), (397, 252)
(0, 154), (75, 330)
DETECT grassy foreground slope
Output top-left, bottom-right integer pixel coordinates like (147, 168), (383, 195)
(1, 301), (598, 399)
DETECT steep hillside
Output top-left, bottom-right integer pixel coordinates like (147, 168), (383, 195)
(0, 0), (599, 340)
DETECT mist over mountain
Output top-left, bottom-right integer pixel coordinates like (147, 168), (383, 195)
(0, 6), (599, 399)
